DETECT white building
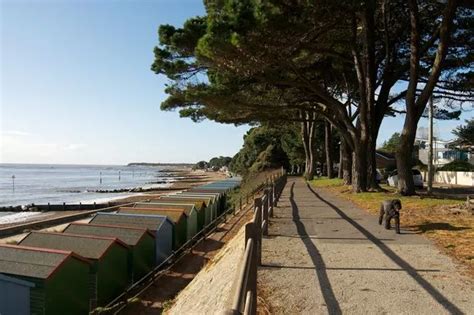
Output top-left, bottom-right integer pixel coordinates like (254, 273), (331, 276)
(415, 137), (472, 166)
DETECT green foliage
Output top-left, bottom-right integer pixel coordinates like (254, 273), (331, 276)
(193, 160), (208, 170)
(193, 156), (231, 170)
(209, 156), (232, 169)
(438, 160), (474, 172)
(230, 125), (289, 175)
(379, 133), (401, 154)
(452, 119), (474, 147)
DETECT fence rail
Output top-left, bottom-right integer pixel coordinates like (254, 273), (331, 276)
(224, 170), (287, 315)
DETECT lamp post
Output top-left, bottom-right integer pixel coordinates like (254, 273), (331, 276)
(427, 97), (434, 194)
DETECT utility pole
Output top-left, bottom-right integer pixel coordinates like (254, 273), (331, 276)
(427, 97), (434, 194)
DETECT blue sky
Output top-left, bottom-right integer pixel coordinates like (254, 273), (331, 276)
(0, 0), (471, 165)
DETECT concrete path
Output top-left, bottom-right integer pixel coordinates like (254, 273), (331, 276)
(259, 177), (474, 315)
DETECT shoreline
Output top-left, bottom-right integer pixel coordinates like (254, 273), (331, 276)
(0, 168), (227, 229)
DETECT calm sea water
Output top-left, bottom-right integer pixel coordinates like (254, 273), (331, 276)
(0, 163), (173, 207)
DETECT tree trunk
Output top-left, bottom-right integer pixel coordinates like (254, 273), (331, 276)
(342, 140), (352, 185)
(325, 121), (334, 179)
(301, 113), (316, 180)
(396, 113), (417, 195)
(338, 143), (343, 179)
(352, 142), (368, 192)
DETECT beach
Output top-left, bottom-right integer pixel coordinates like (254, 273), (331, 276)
(0, 167), (227, 229)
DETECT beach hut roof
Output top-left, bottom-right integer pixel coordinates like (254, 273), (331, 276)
(153, 199), (206, 209)
(118, 207), (186, 224)
(18, 231), (129, 261)
(90, 212), (172, 231)
(133, 202), (195, 216)
(158, 197), (209, 206)
(63, 223), (155, 246)
(0, 244), (89, 280)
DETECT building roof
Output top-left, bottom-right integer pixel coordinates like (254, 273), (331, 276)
(152, 199), (206, 209)
(0, 244), (89, 280)
(63, 223), (155, 246)
(376, 150), (396, 160)
(133, 202), (195, 216)
(90, 212), (171, 231)
(118, 207), (185, 224)
(18, 231), (128, 261)
(159, 196), (211, 207)
(178, 192), (219, 200)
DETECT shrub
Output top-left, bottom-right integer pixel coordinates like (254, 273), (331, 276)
(438, 160), (474, 172)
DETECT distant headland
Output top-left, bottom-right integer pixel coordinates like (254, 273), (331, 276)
(127, 162), (194, 167)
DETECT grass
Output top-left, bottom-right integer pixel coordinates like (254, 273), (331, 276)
(309, 177), (344, 187)
(228, 169), (284, 208)
(309, 178), (474, 276)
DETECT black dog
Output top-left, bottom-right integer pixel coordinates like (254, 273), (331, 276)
(379, 199), (402, 234)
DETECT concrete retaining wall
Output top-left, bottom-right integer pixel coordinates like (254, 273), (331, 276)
(423, 171), (474, 186)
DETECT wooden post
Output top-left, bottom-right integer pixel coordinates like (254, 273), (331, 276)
(263, 190), (269, 236)
(254, 198), (262, 266)
(270, 185), (275, 217)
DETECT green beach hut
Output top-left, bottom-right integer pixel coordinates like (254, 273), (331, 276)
(149, 199), (207, 231)
(117, 207), (187, 249)
(0, 244), (90, 315)
(132, 203), (198, 239)
(63, 222), (155, 283)
(89, 212), (174, 261)
(159, 196), (214, 226)
(18, 231), (130, 308)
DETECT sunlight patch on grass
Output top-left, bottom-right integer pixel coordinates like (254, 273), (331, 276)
(309, 177), (344, 187)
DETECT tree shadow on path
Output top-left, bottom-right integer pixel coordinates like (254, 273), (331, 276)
(289, 182), (342, 315)
(306, 183), (463, 315)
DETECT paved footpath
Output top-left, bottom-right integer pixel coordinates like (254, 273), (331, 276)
(259, 177), (474, 315)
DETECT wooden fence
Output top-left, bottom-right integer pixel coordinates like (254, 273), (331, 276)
(224, 172), (287, 315)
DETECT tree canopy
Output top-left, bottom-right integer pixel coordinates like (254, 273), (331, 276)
(452, 119), (474, 147)
(152, 0), (473, 194)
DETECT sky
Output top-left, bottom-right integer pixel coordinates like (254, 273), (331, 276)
(0, 0), (472, 165)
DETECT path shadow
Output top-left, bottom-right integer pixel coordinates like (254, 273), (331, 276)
(289, 182), (342, 315)
(409, 222), (471, 233)
(261, 263), (440, 272)
(306, 183), (463, 315)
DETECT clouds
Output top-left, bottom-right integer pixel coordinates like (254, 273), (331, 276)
(0, 130), (88, 163)
(3, 130), (32, 137)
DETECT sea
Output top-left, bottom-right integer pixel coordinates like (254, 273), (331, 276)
(0, 163), (174, 207)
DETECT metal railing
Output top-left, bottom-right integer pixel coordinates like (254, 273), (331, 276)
(224, 171), (287, 315)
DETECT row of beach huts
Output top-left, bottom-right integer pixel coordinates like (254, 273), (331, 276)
(0, 178), (241, 315)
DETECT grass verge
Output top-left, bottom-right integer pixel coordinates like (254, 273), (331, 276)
(309, 177), (474, 276)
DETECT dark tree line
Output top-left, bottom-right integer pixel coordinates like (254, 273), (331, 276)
(152, 0), (473, 195)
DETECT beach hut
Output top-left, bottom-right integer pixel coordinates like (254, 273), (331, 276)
(18, 231), (130, 307)
(184, 190), (227, 214)
(0, 244), (90, 315)
(148, 199), (207, 231)
(63, 223), (155, 282)
(160, 195), (215, 226)
(117, 207), (188, 248)
(176, 192), (221, 220)
(0, 274), (34, 315)
(90, 212), (174, 262)
(134, 202), (199, 238)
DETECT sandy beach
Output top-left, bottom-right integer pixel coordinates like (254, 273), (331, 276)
(0, 168), (227, 233)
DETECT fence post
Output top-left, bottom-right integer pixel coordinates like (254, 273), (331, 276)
(262, 190), (269, 236)
(254, 198), (262, 266)
(270, 184), (274, 217)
